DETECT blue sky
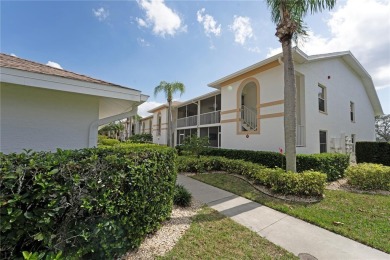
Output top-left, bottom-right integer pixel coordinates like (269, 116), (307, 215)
(1, 0), (389, 116)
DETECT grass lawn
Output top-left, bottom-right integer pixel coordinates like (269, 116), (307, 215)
(159, 207), (298, 260)
(191, 173), (390, 254)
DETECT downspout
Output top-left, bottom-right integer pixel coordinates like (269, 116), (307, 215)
(88, 108), (137, 147)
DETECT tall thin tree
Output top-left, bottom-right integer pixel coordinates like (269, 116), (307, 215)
(154, 81), (186, 147)
(266, 0), (336, 172)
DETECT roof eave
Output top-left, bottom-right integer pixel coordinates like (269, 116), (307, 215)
(1, 67), (143, 101)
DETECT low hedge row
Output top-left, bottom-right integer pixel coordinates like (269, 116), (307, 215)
(345, 163), (390, 191)
(193, 148), (349, 181)
(355, 142), (390, 166)
(127, 133), (153, 143)
(177, 156), (326, 196)
(99, 136), (120, 146)
(0, 144), (177, 259)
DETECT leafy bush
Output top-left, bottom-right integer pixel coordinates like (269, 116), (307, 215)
(174, 184), (192, 207)
(176, 156), (225, 173)
(100, 138), (120, 146)
(345, 163), (390, 191)
(296, 153), (349, 181)
(356, 142), (390, 166)
(198, 148), (348, 181)
(0, 144), (177, 259)
(180, 135), (210, 158)
(127, 133), (153, 143)
(177, 156), (326, 196)
(200, 148), (284, 169)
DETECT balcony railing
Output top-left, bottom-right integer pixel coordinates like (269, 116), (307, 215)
(297, 125), (305, 147)
(200, 111), (220, 125)
(177, 115), (197, 128)
(241, 105), (257, 131)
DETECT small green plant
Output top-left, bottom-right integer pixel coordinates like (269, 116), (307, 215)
(181, 135), (209, 158)
(174, 184), (192, 207)
(346, 163), (390, 191)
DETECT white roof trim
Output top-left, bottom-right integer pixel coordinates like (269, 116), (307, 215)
(208, 47), (383, 116)
(1, 67), (147, 102)
(208, 53), (283, 89)
(176, 90), (221, 107)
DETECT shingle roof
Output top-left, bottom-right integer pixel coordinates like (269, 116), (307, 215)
(0, 53), (135, 90)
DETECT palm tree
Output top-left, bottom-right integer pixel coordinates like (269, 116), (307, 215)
(266, 0), (336, 172)
(154, 81), (185, 147)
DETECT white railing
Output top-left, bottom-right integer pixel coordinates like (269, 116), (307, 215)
(200, 111), (221, 125)
(177, 115), (197, 128)
(241, 105), (257, 131)
(297, 125), (305, 147)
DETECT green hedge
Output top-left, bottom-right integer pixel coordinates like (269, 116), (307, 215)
(177, 156), (326, 196)
(0, 144), (177, 259)
(355, 142), (390, 166)
(345, 163), (390, 191)
(195, 148), (348, 181)
(199, 148), (284, 169)
(127, 133), (153, 143)
(296, 153), (349, 181)
(100, 138), (120, 146)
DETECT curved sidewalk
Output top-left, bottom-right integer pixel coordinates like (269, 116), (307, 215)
(177, 175), (390, 260)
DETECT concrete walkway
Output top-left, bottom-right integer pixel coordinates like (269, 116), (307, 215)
(177, 175), (390, 260)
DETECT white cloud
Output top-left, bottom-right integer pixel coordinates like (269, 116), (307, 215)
(10, 53), (17, 57)
(266, 0), (390, 90)
(93, 7), (109, 21)
(136, 17), (148, 27)
(197, 8), (221, 37)
(46, 61), (63, 70)
(137, 37), (151, 47)
(138, 101), (163, 117)
(136, 0), (185, 37)
(230, 15), (253, 45)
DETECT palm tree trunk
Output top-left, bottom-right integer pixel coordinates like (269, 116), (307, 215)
(167, 101), (172, 147)
(282, 39), (297, 172)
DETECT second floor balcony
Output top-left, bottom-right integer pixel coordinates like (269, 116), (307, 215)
(177, 110), (221, 128)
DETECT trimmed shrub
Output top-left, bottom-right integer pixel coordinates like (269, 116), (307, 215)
(174, 184), (192, 207)
(296, 153), (349, 181)
(100, 138), (120, 146)
(198, 148), (348, 181)
(0, 144), (177, 259)
(127, 133), (153, 143)
(176, 156), (226, 173)
(265, 170), (326, 196)
(177, 156), (326, 197)
(345, 163), (390, 191)
(355, 142), (390, 166)
(200, 148), (284, 169)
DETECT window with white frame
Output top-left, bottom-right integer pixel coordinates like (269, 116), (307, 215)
(319, 130), (327, 153)
(318, 84), (326, 113)
(350, 101), (355, 122)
